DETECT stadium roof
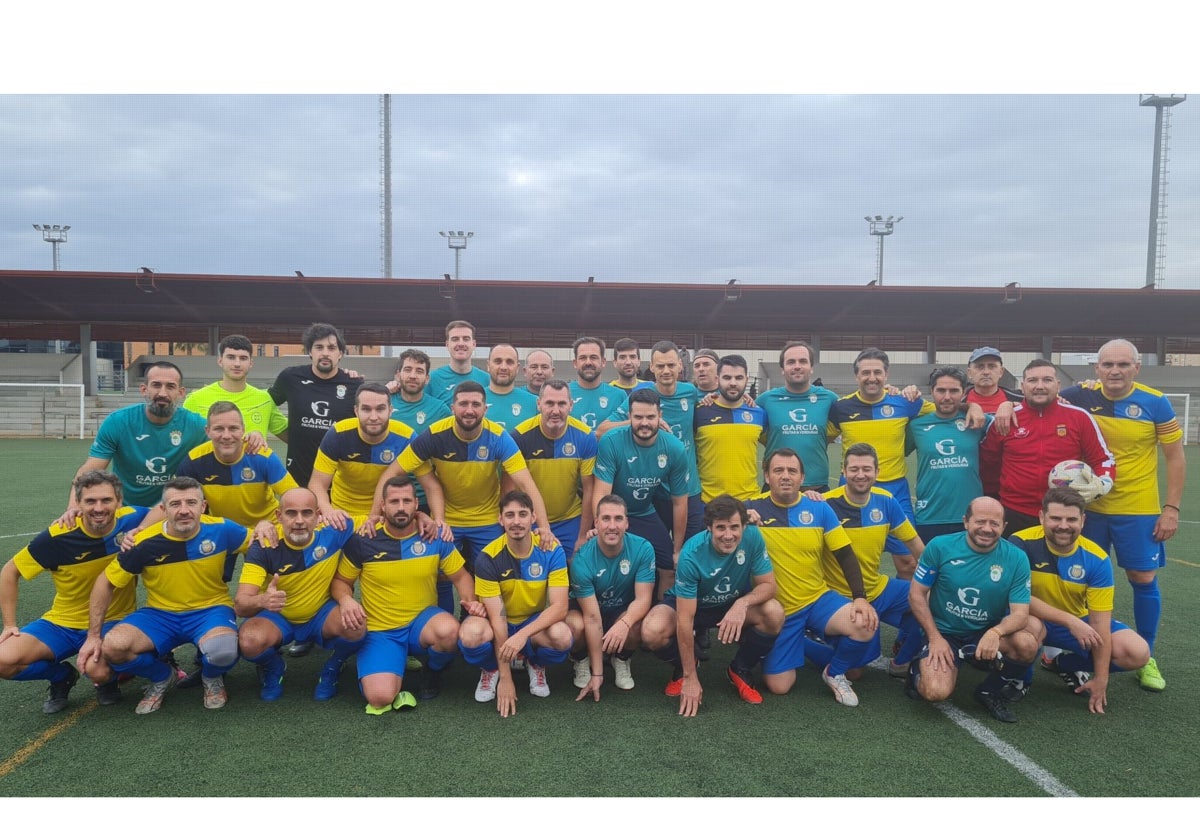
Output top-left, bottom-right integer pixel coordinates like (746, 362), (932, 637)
(1, 269), (1198, 355)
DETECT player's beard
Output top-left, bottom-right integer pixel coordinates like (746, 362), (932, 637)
(147, 398), (175, 419)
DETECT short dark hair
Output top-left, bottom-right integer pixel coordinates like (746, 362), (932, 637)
(704, 494), (748, 528)
(540, 378), (571, 396)
(302, 323), (346, 354)
(650, 339), (680, 357)
(73, 470), (122, 502)
(594, 494), (628, 514)
(218, 334), (253, 355)
(929, 366), (968, 390)
(1023, 358), (1056, 376)
(144, 361), (183, 383)
(500, 489), (534, 513)
(398, 349), (431, 374)
(843, 442), (879, 469)
(779, 340), (816, 368)
(763, 447), (805, 475)
(718, 354), (748, 374)
(206, 400), (242, 421)
(452, 380), (487, 402)
(572, 336), (606, 357)
(1042, 487), (1087, 515)
(853, 347), (889, 373)
(627, 388), (661, 409)
(355, 382), (391, 405)
(383, 474), (416, 495)
(613, 338), (639, 358)
(162, 476), (203, 495)
(445, 320), (476, 339)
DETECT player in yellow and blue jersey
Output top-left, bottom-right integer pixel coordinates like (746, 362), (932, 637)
(2, 471), (146, 712)
(693, 354), (767, 502)
(457, 491), (571, 717)
(1058, 338), (1185, 691)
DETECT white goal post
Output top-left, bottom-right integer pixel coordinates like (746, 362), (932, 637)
(1164, 393), (1193, 446)
(0, 382), (85, 439)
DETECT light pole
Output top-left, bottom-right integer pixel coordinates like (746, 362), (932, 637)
(1140, 94), (1186, 288)
(864, 215), (901, 285)
(33, 224), (71, 270)
(439, 230), (473, 280)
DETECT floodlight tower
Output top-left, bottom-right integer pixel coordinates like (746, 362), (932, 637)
(1140, 94), (1186, 289)
(439, 230), (473, 280)
(380, 94), (392, 278)
(33, 224), (70, 270)
(864, 215), (902, 285)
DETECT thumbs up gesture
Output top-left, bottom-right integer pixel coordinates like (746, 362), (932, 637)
(264, 573), (287, 612)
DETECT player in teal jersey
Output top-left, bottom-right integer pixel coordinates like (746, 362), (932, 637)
(907, 367), (990, 543)
(907, 497), (1040, 723)
(427, 320), (490, 403)
(484, 343), (540, 430)
(592, 389), (691, 596)
(609, 337), (643, 391)
(183, 334), (289, 441)
(61, 362), (208, 514)
(2, 471), (147, 712)
(565, 495), (656, 698)
(568, 336), (627, 429)
(384, 349), (452, 506)
(642, 496), (783, 715)
(757, 341), (839, 490)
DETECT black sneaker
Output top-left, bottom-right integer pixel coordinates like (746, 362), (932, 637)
(957, 643), (1004, 671)
(285, 640), (315, 658)
(974, 686), (1017, 723)
(904, 666), (921, 701)
(94, 679), (123, 706)
(998, 678), (1030, 703)
(418, 667), (442, 700)
(1044, 654), (1091, 694)
(43, 663), (79, 714)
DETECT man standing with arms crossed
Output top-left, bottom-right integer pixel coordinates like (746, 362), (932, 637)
(1057, 338), (1184, 691)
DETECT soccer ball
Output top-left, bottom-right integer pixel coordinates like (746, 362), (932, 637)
(1048, 460), (1104, 502)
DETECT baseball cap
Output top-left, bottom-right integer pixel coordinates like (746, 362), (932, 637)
(693, 348), (719, 363)
(968, 347), (1002, 365)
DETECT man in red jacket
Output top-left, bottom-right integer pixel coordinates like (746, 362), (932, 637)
(980, 359), (1115, 536)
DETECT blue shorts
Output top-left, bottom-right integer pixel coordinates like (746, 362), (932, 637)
(1082, 512), (1165, 572)
(1042, 617), (1131, 652)
(860, 577), (912, 662)
(550, 516), (582, 561)
(628, 512), (675, 571)
(764, 591), (850, 675)
(356, 606), (444, 679)
(454, 523), (504, 571)
(21, 618), (121, 661)
(118, 605), (238, 655)
(253, 599), (340, 649)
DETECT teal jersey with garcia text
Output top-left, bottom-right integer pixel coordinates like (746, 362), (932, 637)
(89, 403), (208, 505)
(569, 381), (627, 430)
(568, 533), (657, 611)
(913, 531), (1030, 636)
(757, 385), (838, 487)
(593, 426), (690, 518)
(907, 411), (989, 525)
(485, 386), (540, 430)
(606, 382), (702, 496)
(669, 526), (772, 609)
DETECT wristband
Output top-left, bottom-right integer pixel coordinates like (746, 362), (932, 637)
(1163, 504), (1180, 513)
(591, 673), (603, 678)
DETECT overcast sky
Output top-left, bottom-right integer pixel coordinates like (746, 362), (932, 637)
(3, 9), (1197, 292)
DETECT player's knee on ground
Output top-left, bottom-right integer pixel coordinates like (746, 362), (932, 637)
(199, 631), (239, 668)
(457, 615), (492, 648)
(1112, 630), (1151, 671)
(361, 673), (401, 708)
(917, 659), (954, 701)
(763, 670), (796, 695)
(639, 605), (676, 649)
(237, 619), (278, 660)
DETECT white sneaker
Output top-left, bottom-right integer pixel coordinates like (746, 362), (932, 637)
(528, 662), (550, 697)
(822, 666), (860, 707)
(474, 668), (499, 702)
(572, 658), (590, 689)
(612, 655), (635, 690)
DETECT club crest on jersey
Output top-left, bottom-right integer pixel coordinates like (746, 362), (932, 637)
(1068, 563), (1085, 580)
(657, 454), (667, 469)
(810, 394), (818, 403)
(476, 446), (489, 459)
(1014, 427), (1030, 437)
(600, 397), (609, 409)
(416, 411), (426, 425)
(528, 562), (543, 577)
(380, 449), (395, 463)
(681, 399), (689, 412)
(870, 508), (883, 523)
(512, 403), (521, 416)
(619, 558), (631, 575)
(313, 546), (327, 560)
(336, 385), (347, 400)
(800, 511), (813, 524)
(170, 430), (182, 446)
(562, 442), (576, 456)
(989, 564), (1003, 582)
(411, 541), (426, 556)
(1056, 424), (1067, 437)
(241, 467), (256, 481)
(736, 550), (746, 565)
(199, 539), (216, 555)
(881, 405), (895, 418)
(955, 419), (967, 431)
(741, 411), (752, 422)
(1126, 404), (1142, 418)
